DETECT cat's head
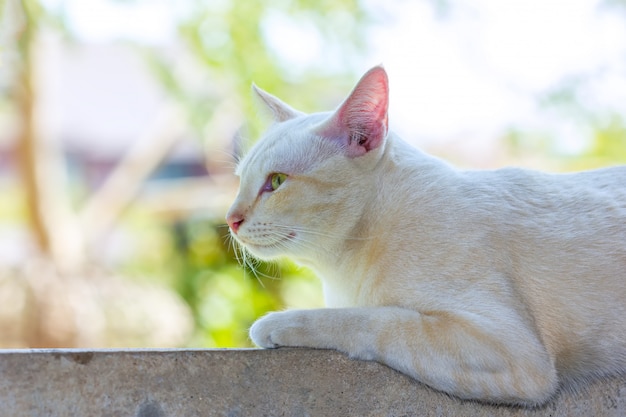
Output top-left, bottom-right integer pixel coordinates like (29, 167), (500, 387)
(226, 66), (389, 263)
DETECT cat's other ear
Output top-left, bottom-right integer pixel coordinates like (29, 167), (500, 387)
(315, 66), (389, 158)
(252, 84), (304, 123)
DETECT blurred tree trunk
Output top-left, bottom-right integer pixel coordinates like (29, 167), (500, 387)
(10, 0), (189, 270)
(13, 0), (85, 272)
(14, 0), (49, 255)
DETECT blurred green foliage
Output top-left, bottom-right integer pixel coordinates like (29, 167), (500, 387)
(583, 116), (626, 167)
(118, 206), (322, 348)
(2, 0), (625, 349)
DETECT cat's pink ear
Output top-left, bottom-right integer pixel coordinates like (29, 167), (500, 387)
(315, 66), (389, 158)
(252, 84), (304, 122)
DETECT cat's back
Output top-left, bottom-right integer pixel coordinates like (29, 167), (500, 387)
(384, 141), (626, 297)
(381, 137), (626, 268)
(388, 138), (626, 245)
(451, 165), (626, 280)
(467, 165), (626, 241)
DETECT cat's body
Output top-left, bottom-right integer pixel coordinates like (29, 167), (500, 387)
(226, 66), (626, 406)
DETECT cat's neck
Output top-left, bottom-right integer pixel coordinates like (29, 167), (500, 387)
(299, 133), (455, 304)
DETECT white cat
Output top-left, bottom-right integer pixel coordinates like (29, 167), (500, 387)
(226, 66), (626, 406)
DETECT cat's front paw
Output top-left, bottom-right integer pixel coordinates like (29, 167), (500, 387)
(249, 310), (314, 349)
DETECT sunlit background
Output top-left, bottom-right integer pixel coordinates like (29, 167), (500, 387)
(0, 0), (625, 348)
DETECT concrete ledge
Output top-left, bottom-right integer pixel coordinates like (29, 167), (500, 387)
(1, 349), (625, 416)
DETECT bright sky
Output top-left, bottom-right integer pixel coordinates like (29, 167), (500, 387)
(39, 0), (626, 156)
(368, 0), (626, 151)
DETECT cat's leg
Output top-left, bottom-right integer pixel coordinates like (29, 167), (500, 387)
(249, 307), (558, 406)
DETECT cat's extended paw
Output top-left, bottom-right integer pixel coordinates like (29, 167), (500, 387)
(249, 310), (315, 349)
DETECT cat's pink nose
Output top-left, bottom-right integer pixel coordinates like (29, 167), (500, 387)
(226, 212), (244, 234)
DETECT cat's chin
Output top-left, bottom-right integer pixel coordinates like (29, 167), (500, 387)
(241, 245), (286, 262)
(236, 238), (294, 261)
(233, 229), (298, 259)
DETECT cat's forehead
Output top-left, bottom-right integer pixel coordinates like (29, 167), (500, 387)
(237, 112), (336, 179)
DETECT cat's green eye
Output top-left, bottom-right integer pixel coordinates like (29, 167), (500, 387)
(270, 173), (288, 191)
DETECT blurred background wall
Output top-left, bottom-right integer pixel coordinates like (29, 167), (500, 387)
(0, 0), (624, 348)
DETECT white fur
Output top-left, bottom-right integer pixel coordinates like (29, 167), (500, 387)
(226, 67), (626, 406)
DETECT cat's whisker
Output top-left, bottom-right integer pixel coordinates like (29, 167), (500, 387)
(209, 154), (238, 165)
(245, 254), (282, 284)
(234, 243), (245, 266)
(227, 230), (285, 285)
(209, 147), (240, 164)
(241, 248), (266, 288)
(265, 225), (370, 258)
(229, 236), (265, 286)
(223, 232), (233, 252)
(277, 231), (334, 258)
(272, 224), (372, 242)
